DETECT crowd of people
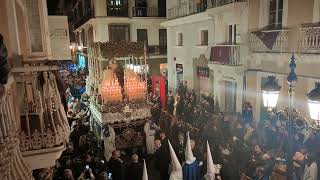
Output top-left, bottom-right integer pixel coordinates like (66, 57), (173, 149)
(148, 83), (320, 180)
(52, 66), (320, 180)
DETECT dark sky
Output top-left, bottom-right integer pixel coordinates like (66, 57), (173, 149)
(47, 0), (60, 15)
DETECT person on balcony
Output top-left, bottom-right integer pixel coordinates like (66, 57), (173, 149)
(0, 34), (9, 98)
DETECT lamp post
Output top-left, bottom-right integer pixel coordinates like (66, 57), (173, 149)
(262, 54), (297, 179)
(286, 54), (298, 180)
(262, 54), (320, 179)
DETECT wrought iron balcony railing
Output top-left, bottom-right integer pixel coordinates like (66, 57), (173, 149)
(107, 6), (129, 17)
(132, 7), (158, 17)
(300, 26), (320, 54)
(248, 29), (290, 53)
(209, 45), (241, 65)
(148, 45), (167, 55)
(206, 0), (246, 9)
(168, 1), (207, 20)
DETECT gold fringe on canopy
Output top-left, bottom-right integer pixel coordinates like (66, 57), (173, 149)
(90, 41), (145, 59)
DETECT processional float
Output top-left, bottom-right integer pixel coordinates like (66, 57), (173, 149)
(87, 41), (151, 149)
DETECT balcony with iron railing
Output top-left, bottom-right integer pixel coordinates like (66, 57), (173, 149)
(12, 68), (70, 170)
(208, 44), (241, 65)
(300, 26), (320, 54)
(168, 1), (207, 20)
(107, 6), (129, 17)
(148, 45), (167, 55)
(132, 7), (159, 17)
(248, 29), (290, 53)
(206, 0), (246, 9)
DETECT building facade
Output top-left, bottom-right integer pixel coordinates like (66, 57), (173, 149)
(0, 0), (70, 179)
(164, 0), (320, 121)
(71, 0), (167, 74)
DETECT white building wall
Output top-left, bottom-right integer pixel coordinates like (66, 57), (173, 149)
(131, 18), (166, 45)
(165, 14), (214, 92)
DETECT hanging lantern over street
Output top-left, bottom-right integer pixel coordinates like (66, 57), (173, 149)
(262, 76), (281, 109)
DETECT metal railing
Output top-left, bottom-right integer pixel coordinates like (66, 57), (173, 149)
(168, 2), (189, 20)
(189, 1), (207, 15)
(148, 45), (167, 55)
(248, 29), (289, 53)
(107, 6), (129, 17)
(300, 26), (320, 54)
(132, 7), (158, 17)
(207, 0), (246, 9)
(209, 44), (241, 65)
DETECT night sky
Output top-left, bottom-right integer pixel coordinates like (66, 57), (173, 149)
(47, 0), (60, 15)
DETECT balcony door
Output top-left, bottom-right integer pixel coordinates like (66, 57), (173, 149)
(137, 29), (148, 45)
(268, 0), (283, 29)
(107, 0), (128, 16)
(225, 81), (237, 113)
(228, 24), (241, 45)
(159, 29), (167, 54)
(158, 0), (166, 17)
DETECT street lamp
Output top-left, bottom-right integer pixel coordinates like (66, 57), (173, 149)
(262, 76), (281, 110)
(261, 54), (297, 179)
(307, 82), (320, 126)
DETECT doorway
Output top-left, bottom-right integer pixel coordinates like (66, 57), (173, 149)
(158, 0), (166, 17)
(225, 81), (237, 113)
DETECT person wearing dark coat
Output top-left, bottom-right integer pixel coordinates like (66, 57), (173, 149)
(154, 140), (170, 180)
(125, 154), (143, 180)
(166, 91), (175, 115)
(109, 150), (124, 180)
(242, 102), (253, 125)
(173, 133), (185, 164)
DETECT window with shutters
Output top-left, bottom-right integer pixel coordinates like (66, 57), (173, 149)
(137, 29), (148, 45)
(268, 0), (283, 29)
(177, 32), (183, 46)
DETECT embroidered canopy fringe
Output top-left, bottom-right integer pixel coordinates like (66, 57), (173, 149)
(90, 41), (145, 59)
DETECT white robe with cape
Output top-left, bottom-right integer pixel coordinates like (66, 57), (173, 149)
(102, 126), (116, 161)
(144, 121), (157, 154)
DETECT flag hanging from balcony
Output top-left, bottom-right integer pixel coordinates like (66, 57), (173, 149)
(210, 46), (231, 64)
(252, 31), (280, 49)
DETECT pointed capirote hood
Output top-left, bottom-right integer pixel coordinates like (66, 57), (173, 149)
(168, 140), (183, 180)
(206, 141), (215, 175)
(143, 159), (148, 180)
(185, 132), (196, 164)
(168, 140), (182, 171)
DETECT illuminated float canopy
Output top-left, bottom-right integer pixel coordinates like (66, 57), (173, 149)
(87, 41), (151, 124)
